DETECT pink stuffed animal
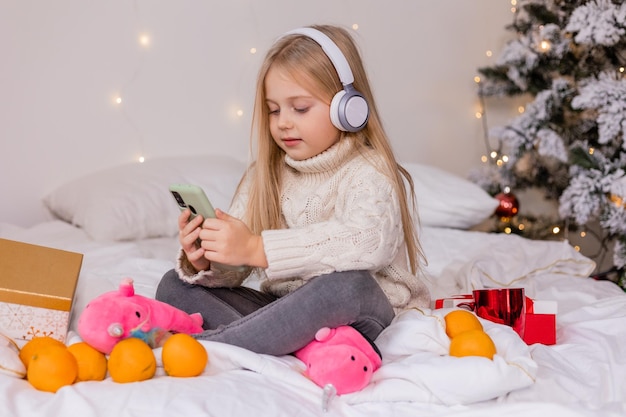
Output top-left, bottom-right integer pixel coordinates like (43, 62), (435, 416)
(294, 326), (382, 395)
(77, 278), (204, 354)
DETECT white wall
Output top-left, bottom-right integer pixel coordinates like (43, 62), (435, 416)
(0, 0), (516, 226)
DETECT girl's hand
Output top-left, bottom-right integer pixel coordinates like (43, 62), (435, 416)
(199, 209), (268, 268)
(177, 209), (210, 272)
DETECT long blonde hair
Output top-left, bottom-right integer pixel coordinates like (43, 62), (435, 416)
(244, 24), (425, 274)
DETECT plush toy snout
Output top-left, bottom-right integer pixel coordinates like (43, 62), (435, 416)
(304, 344), (376, 394)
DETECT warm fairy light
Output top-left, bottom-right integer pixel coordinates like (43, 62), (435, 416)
(511, 7), (516, 13)
(496, 159), (504, 167)
(518, 106), (525, 113)
(580, 231), (586, 238)
(574, 245), (581, 251)
(481, 155), (488, 163)
(589, 147), (595, 155)
(552, 226), (560, 234)
(504, 186), (511, 193)
(352, 24), (359, 30)
(115, 96), (122, 104)
(250, 47), (257, 54)
(138, 156), (145, 163)
(502, 155), (509, 163)
(504, 227), (512, 234)
(476, 111), (483, 119)
(486, 50), (493, 57)
(540, 40), (551, 52)
(511, 0), (517, 5)
(490, 151), (498, 159)
(620, 67), (625, 73)
(518, 223), (525, 231)
(139, 34), (151, 47)
(474, 76), (481, 83)
(236, 109), (244, 117)
(609, 193), (626, 208)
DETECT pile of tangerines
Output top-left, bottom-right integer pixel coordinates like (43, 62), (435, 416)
(444, 310), (497, 359)
(19, 334), (208, 393)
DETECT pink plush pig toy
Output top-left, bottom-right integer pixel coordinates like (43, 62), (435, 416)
(294, 326), (383, 395)
(77, 278), (204, 354)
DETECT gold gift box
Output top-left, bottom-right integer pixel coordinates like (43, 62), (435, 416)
(0, 239), (82, 342)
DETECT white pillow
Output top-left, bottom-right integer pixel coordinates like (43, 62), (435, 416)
(43, 155), (247, 241)
(402, 162), (499, 229)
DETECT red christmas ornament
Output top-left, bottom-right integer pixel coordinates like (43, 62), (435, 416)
(494, 192), (519, 218)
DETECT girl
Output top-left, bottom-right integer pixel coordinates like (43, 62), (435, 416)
(156, 24), (430, 356)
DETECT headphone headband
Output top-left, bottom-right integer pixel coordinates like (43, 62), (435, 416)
(283, 28), (355, 86)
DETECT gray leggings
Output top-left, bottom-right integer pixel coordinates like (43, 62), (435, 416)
(155, 269), (395, 356)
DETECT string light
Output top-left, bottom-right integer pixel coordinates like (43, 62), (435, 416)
(250, 47), (257, 54)
(138, 156), (145, 163)
(552, 226), (561, 234)
(485, 50), (493, 57)
(139, 34), (151, 47)
(517, 106), (525, 113)
(115, 96), (123, 104)
(352, 24), (359, 30)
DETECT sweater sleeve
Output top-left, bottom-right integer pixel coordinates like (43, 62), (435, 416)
(262, 167), (404, 280)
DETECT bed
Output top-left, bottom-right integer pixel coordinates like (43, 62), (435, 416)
(1, 154), (624, 417)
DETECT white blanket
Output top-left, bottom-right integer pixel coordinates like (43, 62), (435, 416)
(0, 221), (625, 417)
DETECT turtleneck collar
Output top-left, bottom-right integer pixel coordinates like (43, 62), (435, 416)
(284, 138), (357, 174)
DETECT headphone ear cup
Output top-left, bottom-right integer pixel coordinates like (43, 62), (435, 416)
(330, 90), (347, 131)
(330, 88), (369, 132)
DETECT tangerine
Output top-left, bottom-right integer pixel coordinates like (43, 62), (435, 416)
(444, 310), (483, 338)
(19, 336), (65, 369)
(162, 333), (208, 377)
(67, 342), (108, 382)
(449, 329), (497, 359)
(107, 338), (156, 383)
(27, 344), (78, 392)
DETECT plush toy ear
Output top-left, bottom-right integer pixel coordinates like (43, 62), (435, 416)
(119, 277), (135, 297)
(315, 327), (332, 341)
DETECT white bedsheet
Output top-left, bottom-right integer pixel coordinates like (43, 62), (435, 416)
(0, 221), (625, 417)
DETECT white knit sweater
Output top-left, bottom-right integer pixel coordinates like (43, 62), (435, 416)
(176, 138), (431, 312)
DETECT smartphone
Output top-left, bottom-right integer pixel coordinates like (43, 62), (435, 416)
(169, 183), (246, 272)
(169, 183), (216, 221)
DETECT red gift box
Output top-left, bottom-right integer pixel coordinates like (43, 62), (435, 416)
(523, 299), (557, 345)
(434, 294), (557, 345)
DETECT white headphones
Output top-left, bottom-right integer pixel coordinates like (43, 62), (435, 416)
(282, 28), (369, 132)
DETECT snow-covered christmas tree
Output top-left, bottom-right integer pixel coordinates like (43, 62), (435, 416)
(471, 0), (626, 289)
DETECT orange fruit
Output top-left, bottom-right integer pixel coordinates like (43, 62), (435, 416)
(19, 336), (66, 369)
(107, 338), (156, 383)
(161, 333), (208, 377)
(67, 342), (108, 382)
(27, 344), (78, 392)
(444, 310), (483, 338)
(449, 329), (497, 359)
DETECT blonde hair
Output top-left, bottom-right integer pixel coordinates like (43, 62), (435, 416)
(243, 24), (425, 274)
